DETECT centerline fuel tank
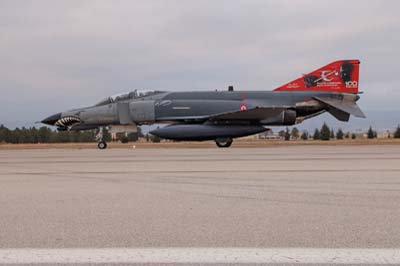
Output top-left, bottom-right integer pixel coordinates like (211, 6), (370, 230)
(150, 123), (267, 141)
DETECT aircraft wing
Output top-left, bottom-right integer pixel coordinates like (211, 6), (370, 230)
(157, 106), (291, 123)
(209, 107), (288, 121)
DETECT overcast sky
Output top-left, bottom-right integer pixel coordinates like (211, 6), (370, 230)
(1, 0), (399, 127)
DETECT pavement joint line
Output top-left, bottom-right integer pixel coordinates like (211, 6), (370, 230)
(0, 248), (399, 264)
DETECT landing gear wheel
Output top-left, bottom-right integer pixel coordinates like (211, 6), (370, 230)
(98, 141), (107, 149)
(215, 138), (233, 148)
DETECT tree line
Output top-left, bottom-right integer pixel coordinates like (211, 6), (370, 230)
(0, 125), (97, 144)
(0, 125), (143, 144)
(1, 124), (400, 144)
(279, 123), (400, 141)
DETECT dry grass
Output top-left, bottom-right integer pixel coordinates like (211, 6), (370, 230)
(1, 138), (400, 150)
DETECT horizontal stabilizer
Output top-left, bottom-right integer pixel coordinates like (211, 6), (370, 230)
(313, 96), (366, 121)
(326, 106), (351, 122)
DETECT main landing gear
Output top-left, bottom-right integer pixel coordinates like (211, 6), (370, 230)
(97, 141), (107, 149)
(96, 127), (108, 150)
(215, 137), (233, 148)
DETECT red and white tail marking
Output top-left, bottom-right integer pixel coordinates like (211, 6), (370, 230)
(274, 60), (360, 93)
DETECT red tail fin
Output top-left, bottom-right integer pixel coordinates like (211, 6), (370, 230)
(274, 60), (360, 93)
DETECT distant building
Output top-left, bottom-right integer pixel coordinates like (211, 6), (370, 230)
(378, 130), (391, 138)
(258, 130), (283, 140)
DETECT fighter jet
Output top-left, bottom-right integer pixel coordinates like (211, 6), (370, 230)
(42, 60), (365, 149)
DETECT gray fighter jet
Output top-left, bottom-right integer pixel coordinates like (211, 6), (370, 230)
(42, 60), (365, 148)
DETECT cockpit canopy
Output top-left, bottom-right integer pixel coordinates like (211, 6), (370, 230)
(95, 90), (164, 106)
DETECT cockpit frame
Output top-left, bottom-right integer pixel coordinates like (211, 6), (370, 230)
(95, 90), (164, 106)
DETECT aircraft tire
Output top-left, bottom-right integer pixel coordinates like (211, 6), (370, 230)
(98, 141), (107, 149)
(215, 138), (233, 148)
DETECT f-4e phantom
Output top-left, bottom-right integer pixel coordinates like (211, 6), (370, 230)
(42, 60), (365, 149)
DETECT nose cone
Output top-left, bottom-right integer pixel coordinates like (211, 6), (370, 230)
(41, 112), (61, 125)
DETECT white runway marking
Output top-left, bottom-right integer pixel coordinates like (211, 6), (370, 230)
(0, 248), (400, 264)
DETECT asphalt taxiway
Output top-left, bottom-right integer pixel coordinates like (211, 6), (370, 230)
(0, 145), (400, 264)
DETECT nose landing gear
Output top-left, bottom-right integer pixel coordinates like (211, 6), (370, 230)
(96, 127), (108, 149)
(97, 141), (107, 149)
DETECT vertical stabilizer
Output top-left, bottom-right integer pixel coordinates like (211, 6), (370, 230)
(274, 60), (360, 93)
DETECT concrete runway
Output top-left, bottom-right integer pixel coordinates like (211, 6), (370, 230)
(0, 145), (400, 251)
